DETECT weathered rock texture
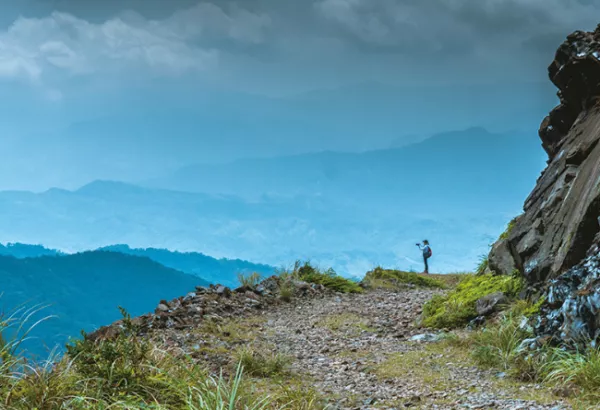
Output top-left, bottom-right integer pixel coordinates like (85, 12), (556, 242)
(489, 25), (600, 284)
(488, 24), (600, 347)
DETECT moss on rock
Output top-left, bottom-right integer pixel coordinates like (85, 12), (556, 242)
(422, 274), (524, 329)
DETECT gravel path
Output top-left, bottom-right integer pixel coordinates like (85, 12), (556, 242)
(260, 289), (569, 410)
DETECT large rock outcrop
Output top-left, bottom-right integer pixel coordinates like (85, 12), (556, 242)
(488, 24), (600, 346)
(489, 25), (600, 284)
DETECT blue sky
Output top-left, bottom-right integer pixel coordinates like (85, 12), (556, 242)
(0, 0), (599, 190)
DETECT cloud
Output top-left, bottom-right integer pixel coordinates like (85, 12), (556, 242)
(314, 0), (600, 56)
(0, 2), (272, 82)
(0, 0), (599, 96)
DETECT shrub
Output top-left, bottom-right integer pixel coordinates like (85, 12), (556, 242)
(421, 274), (524, 329)
(65, 307), (160, 401)
(238, 272), (262, 289)
(363, 267), (445, 289)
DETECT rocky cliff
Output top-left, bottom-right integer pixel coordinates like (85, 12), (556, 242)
(488, 24), (600, 346)
(490, 25), (600, 282)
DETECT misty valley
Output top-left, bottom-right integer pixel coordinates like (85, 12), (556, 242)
(4, 1), (599, 407)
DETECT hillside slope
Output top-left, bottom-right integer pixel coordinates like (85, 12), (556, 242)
(0, 251), (205, 358)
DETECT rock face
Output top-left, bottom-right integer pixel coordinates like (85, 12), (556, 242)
(535, 241), (600, 348)
(489, 25), (600, 284)
(488, 24), (600, 347)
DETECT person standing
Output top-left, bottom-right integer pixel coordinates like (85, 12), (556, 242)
(416, 240), (432, 274)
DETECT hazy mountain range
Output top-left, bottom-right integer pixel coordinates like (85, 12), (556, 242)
(1, 81), (556, 192)
(0, 128), (547, 276)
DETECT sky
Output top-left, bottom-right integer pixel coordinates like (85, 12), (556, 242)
(1, 0), (600, 191)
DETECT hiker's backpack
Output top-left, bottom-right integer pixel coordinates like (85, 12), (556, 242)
(426, 247), (432, 258)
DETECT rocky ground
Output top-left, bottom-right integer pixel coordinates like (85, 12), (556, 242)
(262, 289), (568, 409)
(153, 283), (570, 410)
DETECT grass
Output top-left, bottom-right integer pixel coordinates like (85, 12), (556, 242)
(0, 308), (281, 409)
(316, 313), (376, 335)
(238, 272), (262, 289)
(278, 261), (363, 294)
(421, 273), (524, 329)
(362, 267), (446, 290)
(234, 347), (290, 378)
(499, 216), (519, 241)
(440, 303), (600, 406)
(476, 255), (489, 275)
(279, 282), (294, 302)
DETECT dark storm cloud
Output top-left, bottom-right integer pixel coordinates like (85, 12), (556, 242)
(0, 0), (599, 94)
(313, 0), (600, 57)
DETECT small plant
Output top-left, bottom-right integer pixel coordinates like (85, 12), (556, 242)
(187, 363), (272, 410)
(471, 312), (532, 371)
(280, 261), (363, 294)
(234, 347), (290, 378)
(499, 216), (519, 241)
(422, 273), (524, 329)
(476, 255), (489, 275)
(279, 281), (294, 302)
(238, 272), (262, 289)
(274, 383), (327, 409)
(66, 307), (153, 398)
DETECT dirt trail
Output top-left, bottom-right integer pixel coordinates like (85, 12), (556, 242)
(259, 289), (568, 410)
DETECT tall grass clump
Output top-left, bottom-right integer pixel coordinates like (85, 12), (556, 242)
(422, 273), (524, 329)
(470, 312), (533, 372)
(0, 307), (274, 409)
(476, 255), (489, 275)
(238, 272), (262, 289)
(234, 347), (290, 378)
(187, 363), (272, 410)
(279, 261), (363, 294)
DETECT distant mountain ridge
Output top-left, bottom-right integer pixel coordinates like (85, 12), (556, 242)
(0, 242), (62, 258)
(146, 127), (547, 216)
(99, 245), (276, 287)
(0, 128), (548, 275)
(0, 242), (274, 288)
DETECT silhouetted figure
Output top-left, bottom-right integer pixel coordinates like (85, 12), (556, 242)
(416, 240), (432, 274)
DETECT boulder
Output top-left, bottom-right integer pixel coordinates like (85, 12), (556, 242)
(488, 239), (518, 276)
(475, 292), (508, 316)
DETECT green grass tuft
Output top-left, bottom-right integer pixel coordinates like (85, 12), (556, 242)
(234, 347), (290, 378)
(238, 272), (262, 289)
(279, 261), (363, 294)
(421, 274), (524, 329)
(476, 255), (489, 275)
(363, 267), (446, 289)
(499, 217), (519, 241)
